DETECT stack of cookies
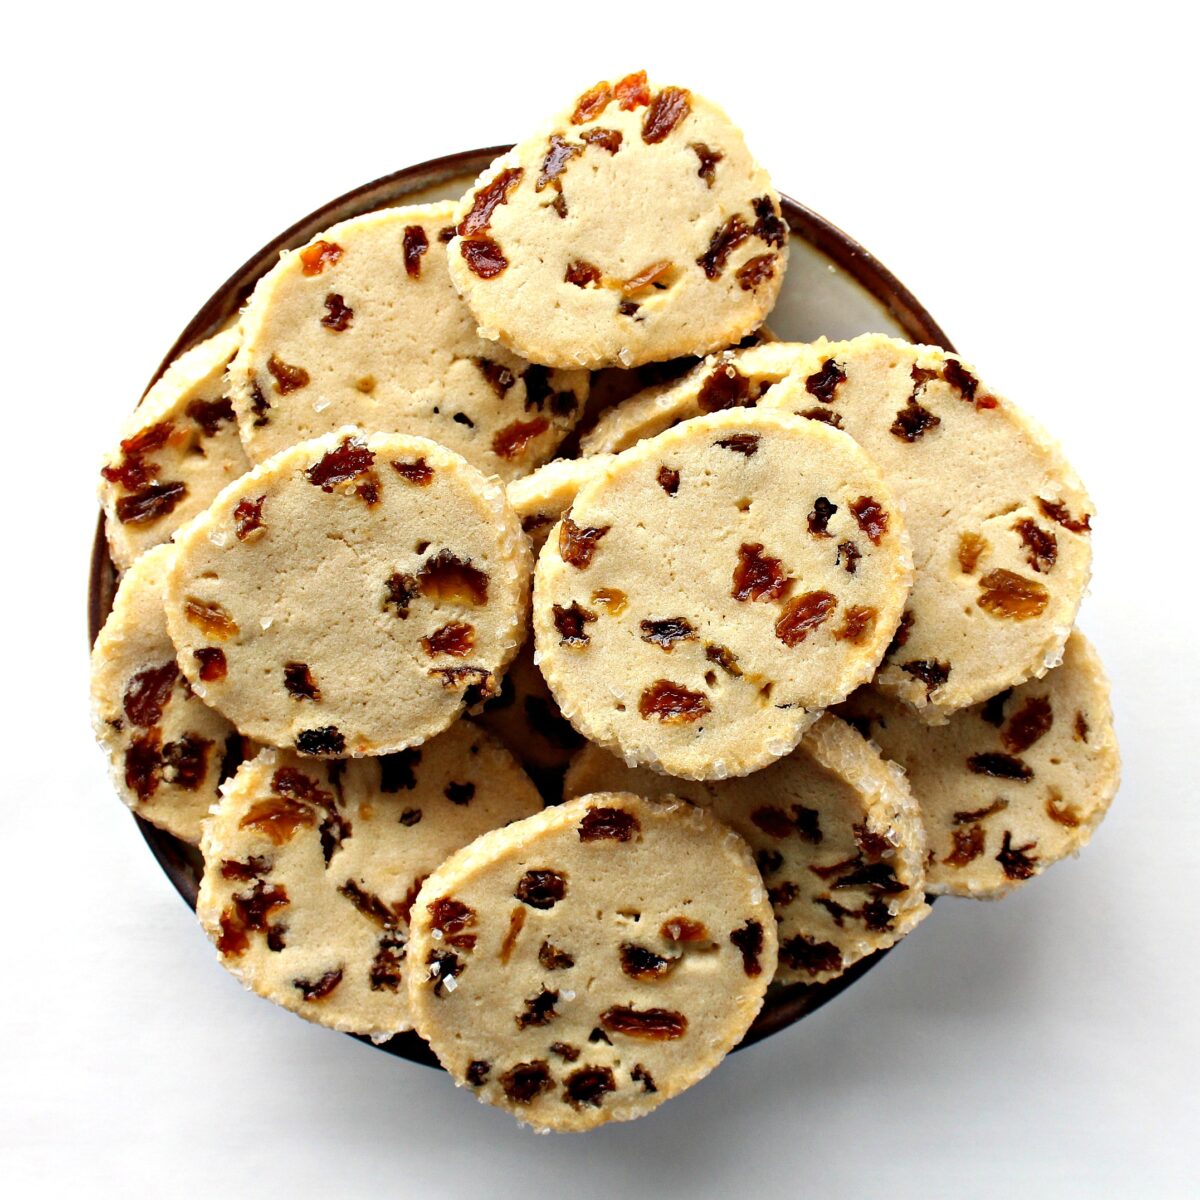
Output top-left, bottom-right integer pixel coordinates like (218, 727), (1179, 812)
(90, 71), (1119, 1133)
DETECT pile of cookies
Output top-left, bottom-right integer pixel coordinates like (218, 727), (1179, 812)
(90, 72), (1119, 1132)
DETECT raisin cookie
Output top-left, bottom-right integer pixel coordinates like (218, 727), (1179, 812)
(91, 542), (240, 844)
(197, 724), (542, 1037)
(838, 632), (1119, 899)
(564, 715), (928, 985)
(506, 455), (615, 553)
(165, 428), (530, 757)
(100, 327), (250, 569)
(533, 409), (912, 779)
(759, 334), (1094, 719)
(405, 792), (775, 1131)
(227, 202), (588, 480)
(446, 72), (788, 370)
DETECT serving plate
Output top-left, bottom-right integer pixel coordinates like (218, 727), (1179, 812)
(87, 146), (951, 1067)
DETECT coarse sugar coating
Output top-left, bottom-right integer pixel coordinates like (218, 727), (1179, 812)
(227, 202), (588, 480)
(90, 543), (242, 844)
(196, 724), (542, 1036)
(446, 72), (787, 369)
(405, 791), (775, 1131)
(164, 427), (530, 757)
(533, 407), (913, 779)
(837, 631), (1119, 898)
(100, 327), (250, 570)
(564, 715), (928, 985)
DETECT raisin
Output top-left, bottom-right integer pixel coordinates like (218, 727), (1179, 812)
(942, 358), (979, 402)
(421, 622), (475, 658)
(657, 465), (680, 495)
(1037, 498), (1092, 534)
(751, 196), (787, 247)
(705, 642), (742, 677)
(638, 680), (711, 722)
(729, 920), (764, 976)
(618, 299), (640, 317)
(697, 214), (751, 279)
(295, 726), (345, 755)
(614, 70), (652, 109)
(967, 752), (1033, 780)
(396, 224), (429, 279)
(539, 941), (574, 970)
(123, 662), (179, 727)
(475, 358), (516, 397)
(294, 968), (343, 1001)
(315, 292), (353, 334)
(559, 516), (610, 568)
(220, 856), (270, 883)
(550, 1042), (580, 1063)
(416, 550), (488, 605)
(216, 912), (249, 957)
(600, 1006), (687, 1040)
(382, 572), (418, 618)
(564, 1067), (616, 1109)
(807, 496), (837, 538)
(1046, 791), (1082, 827)
(443, 781), (475, 807)
(377, 748), (420, 793)
(565, 260), (601, 287)
(1001, 696), (1053, 752)
(884, 611), (914, 660)
(186, 397), (235, 436)
(516, 987), (560, 1030)
(1014, 518), (1058, 573)
(691, 142), (723, 186)
(890, 397), (941, 442)
(460, 237), (507, 278)
(977, 569), (1050, 620)
(396, 876), (428, 926)
(338, 880), (398, 927)
(581, 127), (622, 153)
(161, 735), (210, 790)
(184, 597), (239, 639)
(661, 917), (709, 942)
(715, 434), (759, 456)
(639, 617), (696, 650)
(591, 588), (628, 616)
(571, 80), (612, 123)
(115, 482), (187, 525)
(249, 382), (271, 426)
(952, 799), (1009, 824)
(852, 823), (891, 860)
(389, 457), (433, 487)
(460, 168), (525, 236)
(981, 688), (1013, 726)
(754, 850), (783, 877)
(306, 435), (374, 490)
(805, 359), (846, 404)
(697, 364), (751, 413)
(834, 605), (876, 644)
(399, 809), (421, 826)
(958, 532), (987, 574)
(239, 794), (316, 843)
(536, 135), (582, 194)
(515, 870), (567, 909)
(779, 935), (843, 977)
(800, 406), (844, 429)
(619, 944), (675, 980)
(231, 494), (266, 541)
(901, 659), (950, 696)
(578, 806), (640, 842)
(266, 354), (309, 394)
(465, 1060), (491, 1087)
(622, 260), (675, 296)
(427, 898), (475, 942)
(770, 883), (801, 908)
(283, 662), (321, 701)
(775, 591), (836, 646)
(732, 542), (791, 602)
(641, 85), (691, 143)
(299, 240), (343, 276)
(493, 417), (549, 460)
(358, 475), (385, 513)
(499, 1061), (553, 1104)
(369, 935), (405, 992)
(835, 540), (861, 574)
(736, 254), (777, 291)
(427, 948), (464, 997)
(631, 1065), (657, 1094)
(499, 907), (526, 964)
(1074, 711), (1090, 742)
(849, 496), (888, 544)
(996, 831), (1039, 880)
(429, 666), (496, 705)
(125, 730), (161, 799)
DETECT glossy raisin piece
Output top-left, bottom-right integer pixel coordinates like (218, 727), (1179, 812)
(715, 433), (759, 456)
(115, 482), (187, 525)
(967, 752), (1033, 780)
(239, 794), (316, 844)
(219, 856), (271, 882)
(536, 136), (582, 195)
(421, 622), (475, 659)
(515, 870), (567, 910)
(958, 532), (987, 574)
(697, 215), (750, 279)
(661, 917), (709, 942)
(807, 496), (837, 538)
(732, 542), (791, 601)
(836, 540), (861, 574)
(294, 968), (343, 1001)
(572, 81), (612, 123)
(499, 1062), (553, 1104)
(1002, 696), (1053, 752)
(550, 602), (595, 647)
(396, 224), (428, 279)
(578, 807), (640, 842)
(266, 354), (309, 395)
(638, 681), (711, 722)
(565, 260), (601, 287)
(564, 1066), (616, 1109)
(161, 735), (211, 789)
(493, 417), (549, 460)
(460, 237), (508, 278)
(295, 726), (345, 755)
(581, 127), (622, 153)
(429, 666), (496, 705)
(691, 142), (723, 186)
(123, 662), (179, 727)
(799, 406), (843, 428)
(996, 831), (1039, 880)
(460, 168), (525, 236)
(942, 358), (979, 402)
(1014, 518), (1058, 573)
(305, 435), (374, 491)
(751, 195), (787, 247)
(775, 591), (836, 646)
(697, 364), (751, 412)
(516, 987), (559, 1030)
(539, 941), (575, 970)
(1046, 791), (1082, 827)
(977, 569), (1050, 620)
(641, 86), (691, 143)
(283, 662), (321, 701)
(805, 359), (846, 403)
(185, 397), (235, 436)
(417, 550), (488, 605)
(834, 605), (877, 644)
(369, 935), (405, 992)
(183, 597), (239, 639)
(639, 617), (696, 649)
(233, 494), (266, 541)
(890, 397), (941, 442)
(657, 465), (680, 495)
(382, 572), (418, 619)
(729, 920), (765, 976)
(426, 948), (464, 997)
(1038, 498), (1092, 534)
(474, 358), (516, 397)
(736, 254), (776, 291)
(619, 944), (675, 981)
(338, 879), (399, 927)
(428, 897), (475, 939)
(299, 240), (343, 276)
(705, 643), (742, 677)
(390, 457), (433, 486)
(849, 496), (888, 544)
(952, 799), (1009, 825)
(600, 1006), (687, 1040)
(900, 659), (950, 696)
(559, 516), (610, 569)
(124, 730), (162, 799)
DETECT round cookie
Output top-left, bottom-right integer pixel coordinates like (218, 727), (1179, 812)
(165, 427), (530, 757)
(100, 327), (250, 570)
(758, 334), (1094, 718)
(506, 455), (614, 553)
(533, 408), (913, 779)
(227, 202), (589, 480)
(564, 715), (928, 985)
(405, 792), (776, 1131)
(197, 723), (542, 1037)
(90, 542), (241, 845)
(446, 72), (788, 370)
(837, 631), (1119, 899)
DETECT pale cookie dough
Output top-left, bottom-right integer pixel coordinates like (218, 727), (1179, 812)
(197, 724), (542, 1036)
(100, 327), (250, 569)
(165, 428), (530, 757)
(759, 334), (1094, 719)
(837, 631), (1119, 899)
(406, 792), (775, 1131)
(564, 715), (928, 985)
(447, 72), (787, 370)
(91, 543), (241, 845)
(533, 408), (912, 779)
(227, 202), (588, 480)
(507, 455), (614, 552)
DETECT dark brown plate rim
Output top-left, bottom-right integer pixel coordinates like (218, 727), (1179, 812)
(87, 146), (949, 1068)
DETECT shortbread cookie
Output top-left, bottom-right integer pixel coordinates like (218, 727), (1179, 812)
(759, 335), (1094, 718)
(507, 455), (615, 552)
(564, 715), (928, 985)
(165, 428), (530, 757)
(533, 409), (912, 779)
(100, 327), (250, 569)
(406, 792), (775, 1131)
(838, 632), (1118, 899)
(197, 724), (542, 1036)
(91, 543), (240, 844)
(581, 339), (814, 456)
(447, 72), (788, 370)
(227, 202), (588, 480)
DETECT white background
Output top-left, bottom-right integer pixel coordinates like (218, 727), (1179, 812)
(4, 2), (1196, 1195)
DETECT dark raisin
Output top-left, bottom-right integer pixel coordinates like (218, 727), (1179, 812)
(283, 661), (321, 701)
(401, 225), (429, 278)
(498, 1061), (553, 1104)
(942, 358), (979, 402)
(515, 870), (567, 909)
(1014, 518), (1058, 573)
(581, 127), (622, 153)
(729, 920), (764, 976)
(338, 879), (398, 927)
(704, 643), (742, 677)
(890, 398), (941, 442)
(378, 747), (420, 792)
(849, 496), (888, 544)
(619, 943), (675, 980)
(564, 1066), (616, 1109)
(657, 465), (680, 495)
(807, 496), (837, 538)
(382, 572), (418, 618)
(418, 550), (489, 605)
(775, 591), (836, 647)
(493, 417), (550, 460)
(465, 1060), (491, 1087)
(305, 435), (374, 490)
(516, 987), (560, 1029)
(779, 935), (843, 977)
(641, 86), (691, 143)
(460, 168), (525, 236)
(444, 781), (475, 806)
(714, 433), (759, 456)
(421, 622), (475, 658)
(233, 494), (266, 540)
(690, 142), (722, 186)
(186, 397), (235, 436)
(639, 617), (696, 650)
(799, 406), (844, 428)
(578, 806), (640, 842)
(536, 135), (582, 193)
(981, 688), (1013, 726)
(267, 354), (309, 394)
(834, 604), (876, 644)
(115, 482), (187, 525)
(996, 831), (1039, 880)
(295, 726), (344, 756)
(697, 214), (751, 279)
(900, 659), (950, 696)
(123, 661), (179, 727)
(661, 917), (709, 942)
(835, 540), (861, 574)
(559, 516), (610, 568)
(751, 195), (787, 247)
(539, 941), (574, 970)
(565, 260), (602, 287)
(736, 253), (776, 291)
(321, 293), (354, 331)
(732, 542), (791, 601)
(599, 1006), (688, 1040)
(952, 799), (1009, 824)
(475, 358), (516, 397)
(805, 359), (846, 403)
(460, 237), (508, 278)
(1038, 498), (1092, 534)
(550, 1042), (581, 1063)
(368, 936), (405, 991)
(426, 948), (464, 998)
(161, 734), (211, 790)
(1002, 696), (1053, 752)
(967, 752), (1033, 780)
